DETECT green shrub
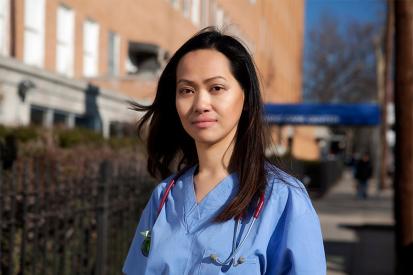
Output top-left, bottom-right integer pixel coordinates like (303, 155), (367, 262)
(11, 126), (39, 143)
(108, 137), (140, 150)
(0, 125), (144, 151)
(0, 125), (39, 143)
(0, 124), (9, 138)
(57, 128), (104, 148)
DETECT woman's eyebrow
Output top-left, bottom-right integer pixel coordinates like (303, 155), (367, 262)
(177, 76), (227, 85)
(176, 79), (196, 85)
(204, 76), (227, 83)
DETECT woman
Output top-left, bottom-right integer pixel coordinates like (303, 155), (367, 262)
(123, 27), (326, 275)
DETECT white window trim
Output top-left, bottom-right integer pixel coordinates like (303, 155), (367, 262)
(23, 0), (46, 67)
(108, 31), (120, 76)
(0, 0), (10, 56)
(171, 0), (179, 9)
(83, 19), (100, 77)
(215, 7), (225, 29)
(200, 0), (209, 27)
(56, 5), (75, 77)
(191, 0), (200, 26)
(183, 0), (191, 18)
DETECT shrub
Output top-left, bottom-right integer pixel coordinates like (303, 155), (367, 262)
(0, 124), (8, 138)
(107, 136), (144, 150)
(11, 126), (39, 143)
(0, 125), (39, 143)
(57, 128), (104, 148)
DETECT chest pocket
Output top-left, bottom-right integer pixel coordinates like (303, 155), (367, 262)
(197, 249), (261, 275)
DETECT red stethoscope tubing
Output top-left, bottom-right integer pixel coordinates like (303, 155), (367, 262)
(157, 177), (176, 216)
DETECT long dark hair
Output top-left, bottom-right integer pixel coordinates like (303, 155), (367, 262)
(131, 27), (277, 222)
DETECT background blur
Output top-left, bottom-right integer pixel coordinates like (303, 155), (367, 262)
(0, 0), (412, 274)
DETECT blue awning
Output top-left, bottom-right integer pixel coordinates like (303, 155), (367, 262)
(264, 103), (381, 126)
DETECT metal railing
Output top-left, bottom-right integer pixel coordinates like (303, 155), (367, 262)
(0, 157), (154, 275)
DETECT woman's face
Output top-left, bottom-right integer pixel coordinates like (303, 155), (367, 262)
(175, 49), (245, 147)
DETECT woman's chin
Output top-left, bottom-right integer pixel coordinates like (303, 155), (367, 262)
(194, 137), (219, 146)
(191, 135), (222, 146)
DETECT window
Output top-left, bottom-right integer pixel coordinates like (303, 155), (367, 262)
(56, 5), (75, 77)
(24, 0), (45, 67)
(109, 121), (122, 138)
(53, 111), (67, 126)
(83, 19), (99, 77)
(75, 116), (91, 128)
(200, 0), (209, 27)
(126, 41), (164, 75)
(182, 0), (190, 18)
(108, 31), (120, 76)
(0, 0), (10, 56)
(30, 106), (45, 126)
(170, 0), (179, 9)
(191, 0), (200, 26)
(215, 7), (224, 28)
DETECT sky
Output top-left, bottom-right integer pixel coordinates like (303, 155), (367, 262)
(304, 0), (386, 61)
(303, 0), (386, 102)
(305, 0), (386, 33)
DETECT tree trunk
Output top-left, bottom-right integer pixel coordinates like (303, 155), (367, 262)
(394, 0), (413, 274)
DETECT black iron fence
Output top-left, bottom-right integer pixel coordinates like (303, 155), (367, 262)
(0, 157), (155, 275)
(284, 158), (344, 197)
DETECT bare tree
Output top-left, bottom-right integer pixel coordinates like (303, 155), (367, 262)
(304, 14), (381, 103)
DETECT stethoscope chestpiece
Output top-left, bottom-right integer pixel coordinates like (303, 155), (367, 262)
(140, 230), (151, 257)
(235, 256), (246, 266)
(210, 254), (219, 261)
(209, 254), (246, 267)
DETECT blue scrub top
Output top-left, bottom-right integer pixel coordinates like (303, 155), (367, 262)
(123, 165), (326, 275)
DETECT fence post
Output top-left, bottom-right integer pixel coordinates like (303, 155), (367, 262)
(19, 160), (29, 274)
(95, 161), (111, 275)
(0, 164), (2, 270)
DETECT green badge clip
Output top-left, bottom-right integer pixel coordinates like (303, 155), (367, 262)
(140, 230), (151, 257)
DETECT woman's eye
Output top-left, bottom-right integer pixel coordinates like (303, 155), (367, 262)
(211, 86), (224, 92)
(178, 88), (193, 94)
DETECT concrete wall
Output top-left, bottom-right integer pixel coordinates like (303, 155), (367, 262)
(0, 55), (137, 137)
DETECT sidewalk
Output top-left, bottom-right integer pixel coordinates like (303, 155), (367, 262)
(312, 170), (395, 275)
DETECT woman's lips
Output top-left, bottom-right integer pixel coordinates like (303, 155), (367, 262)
(192, 119), (217, 128)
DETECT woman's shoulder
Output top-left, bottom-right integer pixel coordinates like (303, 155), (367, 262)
(147, 173), (177, 205)
(264, 163), (316, 218)
(158, 173), (176, 188)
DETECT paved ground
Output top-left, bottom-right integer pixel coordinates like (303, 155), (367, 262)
(312, 170), (395, 275)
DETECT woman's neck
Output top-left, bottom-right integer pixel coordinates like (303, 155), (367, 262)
(195, 139), (234, 176)
(192, 138), (235, 203)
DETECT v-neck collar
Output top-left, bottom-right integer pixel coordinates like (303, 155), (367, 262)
(179, 165), (239, 230)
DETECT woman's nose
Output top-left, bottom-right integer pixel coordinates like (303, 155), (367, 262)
(193, 90), (211, 113)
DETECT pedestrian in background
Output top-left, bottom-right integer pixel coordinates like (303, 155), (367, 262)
(354, 152), (373, 199)
(123, 27), (326, 275)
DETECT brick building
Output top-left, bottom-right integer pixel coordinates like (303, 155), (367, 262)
(0, 0), (318, 158)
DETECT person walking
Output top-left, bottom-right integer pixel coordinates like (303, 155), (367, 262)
(354, 152), (373, 199)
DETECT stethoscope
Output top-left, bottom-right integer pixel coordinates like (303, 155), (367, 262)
(140, 167), (265, 267)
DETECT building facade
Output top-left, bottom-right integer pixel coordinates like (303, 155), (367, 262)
(0, 0), (318, 158)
